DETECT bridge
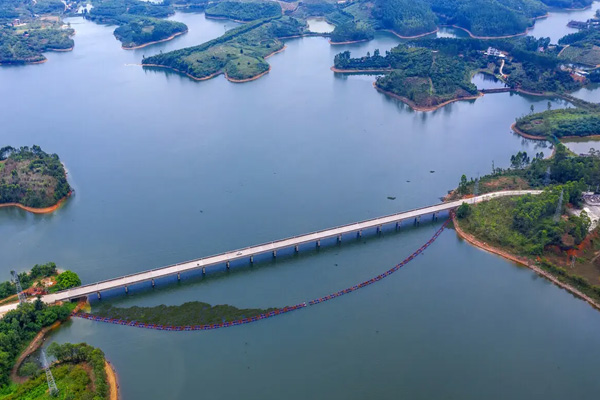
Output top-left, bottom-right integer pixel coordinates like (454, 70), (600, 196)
(0, 190), (541, 315)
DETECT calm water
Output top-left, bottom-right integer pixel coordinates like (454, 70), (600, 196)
(562, 137), (600, 154)
(528, 1), (600, 43)
(2, 11), (600, 400)
(307, 18), (335, 34)
(471, 73), (507, 90)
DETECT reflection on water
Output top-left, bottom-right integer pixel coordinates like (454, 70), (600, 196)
(471, 73), (507, 90)
(562, 137), (600, 154)
(307, 18), (335, 34)
(527, 1), (600, 43)
(3, 12), (600, 400)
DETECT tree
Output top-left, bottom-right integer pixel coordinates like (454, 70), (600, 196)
(547, 101), (552, 111)
(55, 271), (81, 291)
(530, 104), (535, 114)
(458, 174), (469, 195)
(456, 202), (471, 218)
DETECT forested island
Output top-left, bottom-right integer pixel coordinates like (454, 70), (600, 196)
(142, 15), (306, 82)
(0, 146), (71, 212)
(0, 0), (74, 64)
(515, 108), (600, 140)
(452, 144), (600, 306)
(333, 35), (592, 110)
(85, 0), (190, 48)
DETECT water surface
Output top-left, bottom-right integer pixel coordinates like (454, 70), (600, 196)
(1, 11), (599, 400)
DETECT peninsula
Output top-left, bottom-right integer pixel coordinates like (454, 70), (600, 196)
(142, 16), (306, 82)
(451, 144), (600, 308)
(0, 145), (71, 212)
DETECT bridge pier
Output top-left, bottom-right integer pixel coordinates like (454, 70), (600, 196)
(414, 216), (421, 226)
(97, 292), (101, 300)
(294, 245), (299, 253)
(357, 230), (362, 238)
(376, 225), (382, 234)
(177, 273), (181, 281)
(337, 235), (342, 244)
(316, 240), (321, 249)
(395, 221), (400, 230)
(226, 261), (230, 270)
(250, 256), (254, 264)
(125, 286), (128, 294)
(151, 279), (155, 288)
(273, 250), (277, 258)
(202, 267), (206, 276)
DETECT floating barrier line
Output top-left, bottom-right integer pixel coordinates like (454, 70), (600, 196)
(73, 220), (449, 331)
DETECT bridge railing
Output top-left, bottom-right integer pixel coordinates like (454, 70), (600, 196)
(50, 190), (541, 299)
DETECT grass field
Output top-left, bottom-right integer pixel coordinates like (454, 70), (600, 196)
(0, 364), (92, 400)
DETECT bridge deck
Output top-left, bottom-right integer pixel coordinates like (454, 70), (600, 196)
(1, 190), (541, 313)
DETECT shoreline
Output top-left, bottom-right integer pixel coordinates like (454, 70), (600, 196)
(444, 24), (533, 40)
(105, 360), (119, 400)
(374, 82), (483, 112)
(329, 38), (370, 45)
(122, 30), (188, 50)
(143, 45), (285, 83)
(384, 27), (439, 39)
(330, 66), (391, 73)
(452, 213), (600, 311)
(0, 191), (71, 214)
(511, 122), (600, 142)
(204, 14), (254, 24)
(10, 300), (88, 383)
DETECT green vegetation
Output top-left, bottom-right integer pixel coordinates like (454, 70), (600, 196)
(455, 144), (600, 300)
(0, 300), (76, 387)
(93, 301), (277, 325)
(0, 22), (74, 64)
(205, 1), (282, 22)
(0, 343), (109, 400)
(0, 263), (58, 301)
(114, 17), (187, 48)
(32, 0), (65, 15)
(458, 183), (588, 255)
(85, 0), (190, 48)
(515, 108), (600, 139)
(142, 16), (305, 81)
(52, 271), (81, 293)
(373, 0), (437, 37)
(558, 29), (600, 66)
(330, 21), (374, 43)
(334, 43), (477, 108)
(0, 146), (71, 209)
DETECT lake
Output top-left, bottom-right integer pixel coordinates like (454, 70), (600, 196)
(2, 11), (600, 400)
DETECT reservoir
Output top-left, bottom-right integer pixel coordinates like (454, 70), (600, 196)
(2, 11), (600, 400)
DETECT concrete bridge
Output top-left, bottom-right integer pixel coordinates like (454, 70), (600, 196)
(0, 190), (541, 314)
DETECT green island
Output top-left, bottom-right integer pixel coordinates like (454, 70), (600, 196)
(0, 146), (71, 211)
(142, 15), (306, 82)
(205, 0), (282, 22)
(93, 301), (277, 325)
(333, 35), (592, 110)
(85, 0), (189, 49)
(330, 21), (374, 44)
(452, 143), (600, 304)
(0, 0), (74, 65)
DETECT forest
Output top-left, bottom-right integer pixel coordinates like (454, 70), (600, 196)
(330, 22), (374, 43)
(0, 145), (71, 208)
(0, 23), (74, 64)
(0, 300), (75, 387)
(114, 17), (187, 48)
(205, 0), (282, 21)
(515, 108), (600, 139)
(142, 16), (305, 81)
